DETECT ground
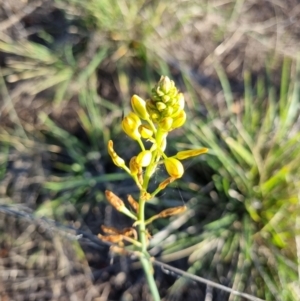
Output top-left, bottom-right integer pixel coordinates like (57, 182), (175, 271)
(0, 0), (299, 300)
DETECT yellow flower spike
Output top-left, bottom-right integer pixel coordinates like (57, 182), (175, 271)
(164, 157), (184, 179)
(138, 124), (153, 139)
(171, 110), (186, 129)
(174, 148), (209, 160)
(122, 112), (141, 140)
(136, 150), (152, 167)
(131, 94), (149, 120)
(107, 140), (126, 168)
(159, 117), (173, 132)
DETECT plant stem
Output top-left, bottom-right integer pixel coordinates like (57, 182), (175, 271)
(138, 197), (161, 301)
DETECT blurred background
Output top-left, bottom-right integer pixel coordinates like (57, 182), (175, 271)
(0, 0), (300, 300)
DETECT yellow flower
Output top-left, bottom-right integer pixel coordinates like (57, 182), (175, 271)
(164, 157), (184, 179)
(171, 110), (186, 129)
(136, 150), (152, 167)
(138, 124), (153, 139)
(122, 112), (141, 140)
(175, 148), (208, 160)
(159, 117), (173, 132)
(107, 140), (125, 168)
(131, 95), (149, 120)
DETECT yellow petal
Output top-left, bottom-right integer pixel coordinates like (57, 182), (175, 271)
(122, 112), (141, 140)
(175, 148), (208, 160)
(172, 110), (186, 129)
(107, 140), (125, 167)
(138, 124), (153, 139)
(131, 95), (149, 120)
(136, 150), (152, 167)
(159, 117), (173, 131)
(164, 157), (184, 179)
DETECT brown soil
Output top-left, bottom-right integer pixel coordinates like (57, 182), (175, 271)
(0, 0), (299, 300)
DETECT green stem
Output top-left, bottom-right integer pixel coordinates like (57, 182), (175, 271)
(138, 197), (161, 301)
(143, 129), (165, 189)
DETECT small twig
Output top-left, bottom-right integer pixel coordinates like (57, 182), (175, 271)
(153, 260), (266, 301)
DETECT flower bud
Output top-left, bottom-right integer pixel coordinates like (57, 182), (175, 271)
(122, 112), (141, 140)
(164, 157), (184, 179)
(175, 148), (208, 160)
(160, 76), (172, 94)
(138, 124), (153, 139)
(107, 140), (125, 168)
(159, 117), (173, 132)
(156, 102), (167, 112)
(171, 110), (186, 129)
(131, 95), (149, 120)
(136, 150), (152, 167)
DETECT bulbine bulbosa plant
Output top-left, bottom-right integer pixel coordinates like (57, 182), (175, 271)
(99, 76), (208, 300)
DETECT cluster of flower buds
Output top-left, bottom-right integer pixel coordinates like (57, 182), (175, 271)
(147, 76), (186, 131)
(108, 76), (208, 193)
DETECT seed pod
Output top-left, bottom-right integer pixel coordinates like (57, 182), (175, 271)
(158, 206), (187, 218)
(98, 233), (124, 246)
(121, 227), (138, 240)
(105, 190), (125, 212)
(129, 156), (139, 175)
(107, 140), (125, 168)
(101, 225), (121, 235)
(127, 194), (139, 212)
(158, 177), (175, 190)
(101, 225), (137, 240)
(105, 190), (137, 220)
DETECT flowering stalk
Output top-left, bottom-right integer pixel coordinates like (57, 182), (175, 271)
(100, 76), (208, 301)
